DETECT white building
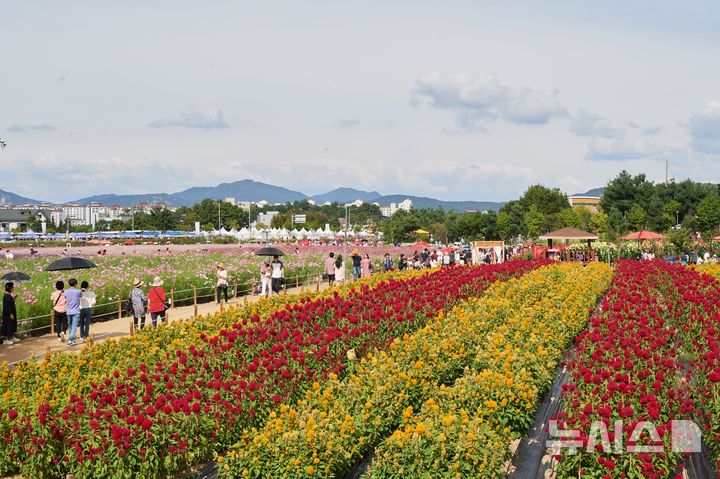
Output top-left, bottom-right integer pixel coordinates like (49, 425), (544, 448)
(380, 198), (413, 217)
(256, 211), (280, 227)
(224, 197), (236, 206)
(344, 199), (364, 208)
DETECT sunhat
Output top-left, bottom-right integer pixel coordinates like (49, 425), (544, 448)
(216, 263), (226, 269)
(133, 278), (144, 288)
(150, 276), (164, 287)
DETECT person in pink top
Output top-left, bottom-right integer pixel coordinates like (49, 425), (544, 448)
(50, 280), (67, 342)
(259, 260), (271, 297)
(324, 252), (336, 286)
(361, 254), (372, 278)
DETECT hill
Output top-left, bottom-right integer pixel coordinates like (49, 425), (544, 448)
(0, 188), (43, 205)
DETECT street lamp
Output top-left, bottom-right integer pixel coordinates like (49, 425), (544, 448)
(343, 205), (349, 263)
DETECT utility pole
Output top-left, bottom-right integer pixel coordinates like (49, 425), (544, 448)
(343, 205), (348, 263)
(218, 201), (221, 231)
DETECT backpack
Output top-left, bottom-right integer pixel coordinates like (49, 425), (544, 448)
(124, 292), (135, 316)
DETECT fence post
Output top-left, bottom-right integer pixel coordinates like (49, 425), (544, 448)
(234, 280), (238, 299)
(117, 299), (122, 320)
(129, 318), (134, 336)
(214, 286), (218, 305)
(170, 288), (175, 309)
(316, 275), (320, 292)
(283, 278), (287, 295)
(193, 286), (198, 317)
(50, 310), (55, 335)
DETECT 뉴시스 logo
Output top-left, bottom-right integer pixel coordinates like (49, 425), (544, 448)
(547, 419), (702, 455)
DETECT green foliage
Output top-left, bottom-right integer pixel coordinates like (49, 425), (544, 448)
(524, 205), (543, 240)
(627, 205), (647, 231)
(696, 193), (720, 235)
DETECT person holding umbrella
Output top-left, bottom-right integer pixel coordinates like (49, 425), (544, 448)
(64, 278), (82, 346)
(270, 255), (284, 295)
(2, 282), (18, 345)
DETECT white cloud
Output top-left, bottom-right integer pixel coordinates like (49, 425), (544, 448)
(1, 153), (178, 202)
(411, 71), (566, 131)
(335, 118), (360, 128)
(569, 110), (626, 138)
(688, 100), (720, 154)
(585, 137), (660, 161)
(148, 107), (229, 129)
(6, 124), (57, 133)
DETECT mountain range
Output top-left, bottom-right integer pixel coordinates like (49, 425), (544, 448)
(0, 180), (605, 212)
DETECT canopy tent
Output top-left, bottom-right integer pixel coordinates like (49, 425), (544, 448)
(414, 229), (429, 235)
(411, 241), (431, 249)
(539, 227), (598, 261)
(620, 231), (666, 241)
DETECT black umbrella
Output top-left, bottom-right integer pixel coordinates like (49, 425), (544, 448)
(0, 272), (31, 282)
(255, 247), (284, 257)
(45, 257), (97, 271)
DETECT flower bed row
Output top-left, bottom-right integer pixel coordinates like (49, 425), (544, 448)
(557, 261), (698, 478)
(0, 267), (418, 420)
(216, 263), (610, 478)
(0, 261), (542, 478)
(367, 263), (612, 478)
(667, 264), (720, 472)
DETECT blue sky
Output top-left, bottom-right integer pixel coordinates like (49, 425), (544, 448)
(1, 0), (719, 203)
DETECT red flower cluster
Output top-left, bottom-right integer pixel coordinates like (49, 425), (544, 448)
(1, 260), (544, 478)
(558, 260), (697, 478)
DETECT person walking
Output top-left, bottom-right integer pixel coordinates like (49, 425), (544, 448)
(383, 253), (394, 272)
(2, 282), (18, 345)
(130, 279), (148, 331)
(51, 280), (67, 342)
(64, 278), (82, 346)
(361, 253), (372, 278)
(259, 260), (271, 297)
(79, 281), (96, 342)
(350, 249), (362, 280)
(334, 254), (345, 284)
(398, 253), (408, 271)
(325, 252), (336, 286)
(270, 255), (284, 295)
(147, 276), (167, 328)
(215, 263), (229, 305)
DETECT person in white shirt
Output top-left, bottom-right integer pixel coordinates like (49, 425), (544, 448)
(270, 256), (284, 295)
(259, 260), (271, 297)
(79, 281), (97, 342)
(4, 250), (13, 260)
(216, 263), (229, 305)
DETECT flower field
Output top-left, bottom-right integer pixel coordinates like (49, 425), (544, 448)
(0, 261), (540, 478)
(0, 252), (323, 331)
(216, 262), (612, 478)
(557, 261), (720, 478)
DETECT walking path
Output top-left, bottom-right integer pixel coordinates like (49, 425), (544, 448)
(0, 281), (329, 366)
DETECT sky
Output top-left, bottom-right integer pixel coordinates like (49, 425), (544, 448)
(1, 0), (719, 204)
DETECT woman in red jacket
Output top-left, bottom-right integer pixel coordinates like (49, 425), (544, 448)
(147, 276), (168, 328)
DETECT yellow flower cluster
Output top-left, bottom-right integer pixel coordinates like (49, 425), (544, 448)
(0, 269), (421, 421)
(695, 262), (720, 280)
(368, 263), (612, 479)
(217, 263), (611, 479)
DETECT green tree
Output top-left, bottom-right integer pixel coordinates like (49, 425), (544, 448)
(600, 171), (651, 215)
(607, 207), (627, 240)
(662, 200), (682, 230)
(589, 211), (610, 240)
(524, 205), (543, 240)
(495, 211), (511, 241)
(696, 193), (720, 235)
(627, 205), (647, 231)
(557, 208), (581, 229)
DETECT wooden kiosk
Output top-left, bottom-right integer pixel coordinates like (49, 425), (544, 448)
(471, 240), (505, 264)
(538, 227), (598, 262)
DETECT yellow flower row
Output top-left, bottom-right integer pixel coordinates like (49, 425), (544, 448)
(216, 264), (611, 479)
(695, 262), (720, 280)
(367, 263), (612, 479)
(0, 269), (424, 418)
